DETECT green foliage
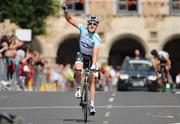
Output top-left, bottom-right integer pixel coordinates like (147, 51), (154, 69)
(0, 0), (60, 35)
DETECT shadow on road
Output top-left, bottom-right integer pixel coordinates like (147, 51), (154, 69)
(63, 118), (94, 123)
(118, 87), (159, 92)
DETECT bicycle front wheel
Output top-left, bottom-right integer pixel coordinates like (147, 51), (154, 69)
(83, 84), (88, 123)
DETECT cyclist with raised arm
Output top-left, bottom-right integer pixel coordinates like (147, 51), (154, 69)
(151, 49), (171, 89)
(62, 3), (101, 115)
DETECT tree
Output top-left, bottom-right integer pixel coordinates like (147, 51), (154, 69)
(0, 0), (59, 35)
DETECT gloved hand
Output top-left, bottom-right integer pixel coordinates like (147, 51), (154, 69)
(90, 65), (100, 77)
(90, 64), (96, 69)
(62, 4), (68, 11)
(90, 64), (96, 73)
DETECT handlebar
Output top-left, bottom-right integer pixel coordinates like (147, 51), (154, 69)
(82, 68), (100, 79)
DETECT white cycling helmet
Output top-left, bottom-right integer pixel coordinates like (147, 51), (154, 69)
(87, 16), (99, 25)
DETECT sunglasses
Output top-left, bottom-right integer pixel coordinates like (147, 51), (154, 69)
(88, 23), (97, 26)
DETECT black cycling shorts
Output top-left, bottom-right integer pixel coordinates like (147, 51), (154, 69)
(76, 52), (92, 69)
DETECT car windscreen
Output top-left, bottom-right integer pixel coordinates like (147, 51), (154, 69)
(121, 60), (155, 72)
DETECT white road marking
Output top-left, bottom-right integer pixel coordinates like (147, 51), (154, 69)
(146, 113), (151, 115)
(112, 93), (116, 97)
(1, 105), (180, 110)
(0, 106), (82, 110)
(151, 115), (174, 119)
(106, 105), (112, 109)
(0, 95), (10, 99)
(103, 121), (109, 124)
(169, 123), (180, 124)
(158, 112), (171, 115)
(146, 112), (175, 119)
(175, 92), (180, 94)
(109, 97), (114, 102)
(111, 106), (180, 108)
(105, 112), (111, 117)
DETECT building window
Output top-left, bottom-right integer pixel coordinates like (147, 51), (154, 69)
(171, 0), (180, 13)
(116, 0), (138, 14)
(61, 0), (86, 15)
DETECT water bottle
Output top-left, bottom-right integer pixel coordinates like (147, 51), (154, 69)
(164, 83), (171, 93)
(75, 52), (83, 70)
(76, 52), (83, 61)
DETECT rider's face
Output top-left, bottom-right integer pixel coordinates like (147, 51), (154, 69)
(88, 22), (98, 33)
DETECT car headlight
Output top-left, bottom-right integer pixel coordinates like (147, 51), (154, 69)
(148, 75), (157, 81)
(119, 74), (129, 79)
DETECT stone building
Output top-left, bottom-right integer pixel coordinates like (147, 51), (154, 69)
(2, 0), (180, 79)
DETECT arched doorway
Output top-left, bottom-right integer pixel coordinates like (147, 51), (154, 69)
(56, 34), (80, 65)
(163, 36), (180, 80)
(109, 36), (146, 67)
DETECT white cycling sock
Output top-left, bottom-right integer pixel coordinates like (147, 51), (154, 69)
(90, 100), (94, 107)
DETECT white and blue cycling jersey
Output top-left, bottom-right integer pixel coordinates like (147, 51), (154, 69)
(78, 24), (101, 56)
(159, 50), (169, 61)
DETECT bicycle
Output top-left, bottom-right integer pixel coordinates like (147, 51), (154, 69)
(78, 67), (99, 123)
(0, 113), (25, 124)
(79, 68), (91, 123)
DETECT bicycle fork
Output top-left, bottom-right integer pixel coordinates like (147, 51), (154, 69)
(80, 77), (89, 107)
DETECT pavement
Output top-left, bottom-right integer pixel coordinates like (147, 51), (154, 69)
(1, 87), (180, 124)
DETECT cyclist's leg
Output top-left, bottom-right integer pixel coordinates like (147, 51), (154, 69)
(165, 64), (174, 92)
(89, 73), (95, 102)
(74, 52), (83, 98)
(87, 59), (96, 115)
(84, 58), (94, 103)
(157, 78), (163, 92)
(89, 73), (96, 115)
(75, 70), (82, 85)
(157, 63), (163, 90)
(165, 65), (171, 83)
(161, 65), (167, 92)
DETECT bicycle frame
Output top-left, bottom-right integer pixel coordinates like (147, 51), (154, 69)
(160, 63), (166, 82)
(80, 68), (90, 123)
(79, 68), (98, 122)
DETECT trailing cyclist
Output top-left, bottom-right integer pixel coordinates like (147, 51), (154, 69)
(62, 3), (101, 115)
(151, 49), (172, 91)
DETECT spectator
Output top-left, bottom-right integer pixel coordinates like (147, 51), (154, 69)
(6, 32), (24, 51)
(176, 73), (180, 88)
(19, 49), (35, 89)
(14, 49), (26, 82)
(33, 61), (47, 91)
(58, 64), (66, 91)
(99, 64), (111, 92)
(0, 39), (9, 81)
(50, 64), (61, 84)
(110, 66), (119, 86)
(63, 64), (75, 89)
(0, 35), (16, 81)
(134, 49), (141, 59)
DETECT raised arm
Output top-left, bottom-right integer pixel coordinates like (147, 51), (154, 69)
(165, 57), (171, 69)
(154, 58), (161, 72)
(62, 4), (79, 29)
(92, 47), (100, 66)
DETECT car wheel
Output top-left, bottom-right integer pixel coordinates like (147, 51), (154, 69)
(117, 81), (127, 91)
(148, 85), (158, 92)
